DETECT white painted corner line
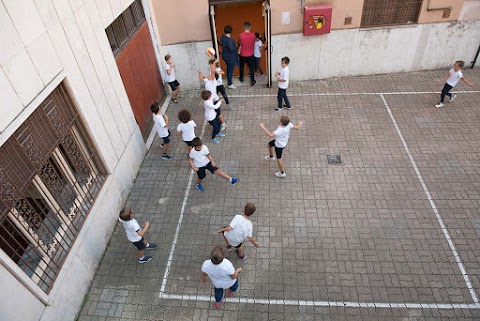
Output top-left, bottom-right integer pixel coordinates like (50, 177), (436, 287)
(159, 121), (207, 294)
(158, 293), (480, 310)
(380, 94), (479, 305)
(228, 90), (480, 98)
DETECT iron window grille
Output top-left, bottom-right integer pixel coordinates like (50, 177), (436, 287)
(106, 0), (146, 55)
(361, 0), (423, 28)
(0, 83), (107, 294)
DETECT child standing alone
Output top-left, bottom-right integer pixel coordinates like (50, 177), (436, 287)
(118, 207), (157, 264)
(165, 55), (180, 103)
(254, 33), (264, 78)
(218, 203), (260, 260)
(151, 103), (172, 160)
(275, 57), (291, 111)
(435, 60), (474, 108)
(260, 115), (303, 178)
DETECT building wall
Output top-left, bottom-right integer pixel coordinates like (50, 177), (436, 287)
(0, 0), (147, 320)
(156, 0), (480, 89)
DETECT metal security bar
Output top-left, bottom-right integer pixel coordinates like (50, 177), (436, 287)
(0, 83), (106, 294)
(105, 0), (146, 55)
(361, 0), (423, 28)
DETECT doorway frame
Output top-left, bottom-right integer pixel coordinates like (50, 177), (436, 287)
(209, 0), (272, 87)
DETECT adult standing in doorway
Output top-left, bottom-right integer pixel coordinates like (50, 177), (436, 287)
(238, 22), (256, 86)
(220, 25), (239, 89)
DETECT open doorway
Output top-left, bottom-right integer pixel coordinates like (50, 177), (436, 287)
(209, 0), (271, 87)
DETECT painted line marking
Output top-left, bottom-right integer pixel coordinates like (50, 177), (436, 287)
(159, 121), (207, 294)
(380, 94), (479, 304)
(227, 90), (480, 98)
(157, 90), (480, 308)
(159, 293), (480, 310)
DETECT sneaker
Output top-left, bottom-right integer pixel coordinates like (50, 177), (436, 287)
(220, 123), (227, 131)
(284, 105), (291, 109)
(211, 138), (221, 144)
(214, 302), (222, 309)
(138, 256), (152, 264)
(227, 289), (235, 297)
(228, 84), (237, 89)
(226, 245), (233, 251)
(146, 243), (157, 250)
(195, 183), (204, 192)
(449, 94), (457, 102)
(275, 107), (283, 112)
(275, 171), (287, 178)
(239, 78), (244, 83)
(235, 249), (247, 260)
(250, 80), (256, 86)
(230, 177), (239, 185)
(172, 98), (178, 104)
(264, 155), (276, 160)
(216, 132), (225, 137)
(227, 104), (232, 109)
(162, 154), (172, 160)
(435, 103), (444, 108)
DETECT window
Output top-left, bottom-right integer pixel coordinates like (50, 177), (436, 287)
(361, 0), (423, 28)
(0, 83), (106, 294)
(105, 0), (146, 55)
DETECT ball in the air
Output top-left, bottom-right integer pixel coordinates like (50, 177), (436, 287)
(206, 47), (216, 57)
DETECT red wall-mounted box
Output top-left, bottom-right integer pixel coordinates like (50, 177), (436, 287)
(303, 5), (332, 36)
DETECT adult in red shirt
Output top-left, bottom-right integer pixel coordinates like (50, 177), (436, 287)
(237, 22), (257, 86)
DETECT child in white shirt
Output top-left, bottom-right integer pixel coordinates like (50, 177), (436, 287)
(165, 54), (180, 103)
(435, 60), (474, 108)
(176, 109), (197, 151)
(151, 103), (172, 160)
(201, 90), (224, 144)
(218, 203), (260, 260)
(201, 246), (243, 308)
(254, 33), (264, 77)
(189, 137), (238, 192)
(260, 115), (303, 178)
(198, 59), (227, 130)
(215, 61), (231, 108)
(275, 56), (291, 111)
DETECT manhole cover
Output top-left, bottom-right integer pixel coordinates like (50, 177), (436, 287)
(327, 154), (342, 165)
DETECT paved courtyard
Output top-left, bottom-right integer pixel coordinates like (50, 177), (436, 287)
(78, 69), (480, 321)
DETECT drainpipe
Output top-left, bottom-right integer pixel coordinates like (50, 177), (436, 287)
(301, 0), (305, 12)
(472, 44), (480, 68)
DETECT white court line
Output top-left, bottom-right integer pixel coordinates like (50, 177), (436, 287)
(159, 293), (480, 310)
(157, 90), (480, 308)
(227, 90), (480, 98)
(380, 94), (479, 304)
(159, 121), (207, 294)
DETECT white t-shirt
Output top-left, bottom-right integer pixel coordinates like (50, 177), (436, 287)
(153, 113), (169, 137)
(118, 218), (142, 242)
(446, 68), (463, 87)
(254, 40), (262, 58)
(204, 78), (219, 101)
(215, 67), (223, 86)
(177, 120), (197, 142)
(204, 99), (221, 121)
(274, 122), (294, 148)
(201, 258), (236, 289)
(165, 63), (175, 82)
(224, 215), (253, 247)
(189, 145), (210, 168)
(278, 66), (289, 89)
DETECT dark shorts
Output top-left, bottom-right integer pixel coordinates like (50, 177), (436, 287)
(214, 100), (222, 116)
(132, 237), (146, 250)
(168, 80), (180, 91)
(269, 140), (284, 159)
(162, 130), (171, 144)
(184, 140), (193, 146)
(196, 162), (218, 179)
(222, 228), (243, 248)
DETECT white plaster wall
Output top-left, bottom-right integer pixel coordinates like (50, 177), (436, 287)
(161, 40), (215, 90)
(0, 0), (147, 321)
(0, 265), (44, 321)
(271, 21), (480, 81)
(162, 21), (479, 89)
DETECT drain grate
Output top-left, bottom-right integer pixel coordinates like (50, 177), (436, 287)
(327, 154), (342, 165)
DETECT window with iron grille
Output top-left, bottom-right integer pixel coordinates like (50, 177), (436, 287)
(0, 83), (107, 294)
(361, 0), (423, 28)
(106, 0), (146, 55)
